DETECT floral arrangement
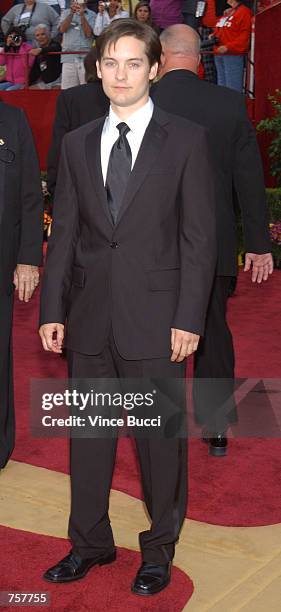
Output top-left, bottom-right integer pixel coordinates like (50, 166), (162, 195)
(41, 173), (52, 239)
(269, 221), (281, 266)
(269, 221), (281, 245)
(257, 90), (281, 188)
(44, 210), (52, 235)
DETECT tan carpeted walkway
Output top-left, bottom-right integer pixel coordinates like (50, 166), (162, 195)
(1, 461), (281, 611)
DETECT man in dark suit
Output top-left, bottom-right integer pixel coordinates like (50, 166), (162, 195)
(47, 48), (109, 198)
(39, 19), (216, 594)
(0, 101), (43, 469)
(151, 24), (273, 455)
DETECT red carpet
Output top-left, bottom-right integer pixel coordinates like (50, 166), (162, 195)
(12, 270), (281, 526)
(0, 527), (193, 611)
(228, 271), (281, 378)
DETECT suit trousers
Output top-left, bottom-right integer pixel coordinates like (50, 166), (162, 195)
(193, 276), (237, 433)
(0, 293), (15, 468)
(67, 331), (187, 564)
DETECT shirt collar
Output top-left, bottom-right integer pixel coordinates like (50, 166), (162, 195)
(163, 68), (198, 78)
(107, 98), (154, 134)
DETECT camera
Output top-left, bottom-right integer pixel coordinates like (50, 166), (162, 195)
(11, 34), (21, 43)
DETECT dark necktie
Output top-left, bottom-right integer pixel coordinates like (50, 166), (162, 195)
(106, 122), (132, 224)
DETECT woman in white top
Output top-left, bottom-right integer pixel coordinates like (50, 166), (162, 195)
(94, 0), (129, 36)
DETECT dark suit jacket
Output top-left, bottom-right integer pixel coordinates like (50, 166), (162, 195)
(47, 82), (109, 197)
(40, 106), (217, 359)
(0, 102), (43, 294)
(151, 70), (271, 276)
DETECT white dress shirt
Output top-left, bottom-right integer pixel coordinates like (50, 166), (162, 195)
(101, 98), (154, 185)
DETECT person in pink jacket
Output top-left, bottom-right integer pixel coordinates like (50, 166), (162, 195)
(0, 26), (35, 90)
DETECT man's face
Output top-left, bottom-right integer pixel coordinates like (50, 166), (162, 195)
(35, 28), (49, 47)
(97, 36), (158, 113)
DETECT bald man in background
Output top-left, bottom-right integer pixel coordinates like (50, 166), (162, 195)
(151, 25), (272, 455)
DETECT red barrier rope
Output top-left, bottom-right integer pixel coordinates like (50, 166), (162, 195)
(1, 48), (250, 89)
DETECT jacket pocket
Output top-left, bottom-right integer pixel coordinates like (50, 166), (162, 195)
(72, 266), (85, 288)
(148, 268), (180, 291)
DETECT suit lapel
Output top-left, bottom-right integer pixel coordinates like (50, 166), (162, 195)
(85, 118), (113, 227)
(115, 108), (170, 228)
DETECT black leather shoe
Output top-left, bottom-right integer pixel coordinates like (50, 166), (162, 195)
(202, 430), (228, 457)
(43, 549), (116, 583)
(131, 562), (171, 596)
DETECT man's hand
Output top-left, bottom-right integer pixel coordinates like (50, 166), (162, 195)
(171, 328), (200, 362)
(29, 48), (42, 56)
(39, 323), (64, 353)
(217, 45), (228, 54)
(244, 252), (274, 283)
(13, 264), (39, 302)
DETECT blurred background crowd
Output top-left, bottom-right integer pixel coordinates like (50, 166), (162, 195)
(0, 0), (268, 92)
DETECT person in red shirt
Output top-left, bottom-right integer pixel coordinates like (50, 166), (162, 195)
(210, 0), (252, 91)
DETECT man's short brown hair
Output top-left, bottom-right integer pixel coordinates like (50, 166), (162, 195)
(95, 18), (161, 68)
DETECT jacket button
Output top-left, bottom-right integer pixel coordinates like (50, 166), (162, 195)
(110, 242), (118, 248)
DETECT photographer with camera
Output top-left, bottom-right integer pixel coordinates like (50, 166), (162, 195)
(1, 1), (59, 44)
(0, 26), (35, 90)
(93, 1), (129, 36)
(59, 0), (96, 88)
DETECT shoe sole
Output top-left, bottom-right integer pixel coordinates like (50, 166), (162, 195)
(131, 577), (170, 596)
(209, 446), (227, 457)
(202, 438), (228, 456)
(43, 551), (116, 583)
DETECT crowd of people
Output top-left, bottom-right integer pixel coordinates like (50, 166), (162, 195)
(0, 0), (254, 92)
